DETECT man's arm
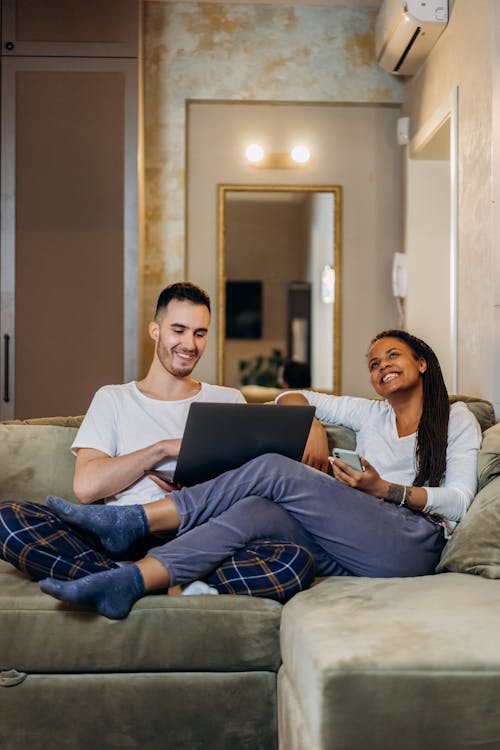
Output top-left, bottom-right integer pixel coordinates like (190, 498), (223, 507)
(73, 439), (181, 504)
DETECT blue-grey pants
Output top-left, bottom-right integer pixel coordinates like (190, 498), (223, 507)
(147, 453), (446, 586)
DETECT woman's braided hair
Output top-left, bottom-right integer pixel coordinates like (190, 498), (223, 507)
(370, 330), (450, 487)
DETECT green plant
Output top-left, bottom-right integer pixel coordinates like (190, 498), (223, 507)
(238, 348), (284, 387)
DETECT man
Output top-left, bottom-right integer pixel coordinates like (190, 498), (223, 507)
(0, 283), (313, 600)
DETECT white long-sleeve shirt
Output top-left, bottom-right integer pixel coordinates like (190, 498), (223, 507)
(292, 392), (482, 529)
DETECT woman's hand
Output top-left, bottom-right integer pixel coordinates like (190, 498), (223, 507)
(277, 393), (330, 473)
(331, 457), (429, 510)
(330, 456), (385, 497)
(301, 418), (330, 472)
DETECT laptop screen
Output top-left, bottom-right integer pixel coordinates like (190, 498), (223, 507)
(173, 402), (315, 486)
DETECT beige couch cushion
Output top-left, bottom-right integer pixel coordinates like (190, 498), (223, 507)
(279, 574), (500, 750)
(437, 422), (500, 577)
(449, 395), (496, 433)
(0, 424), (79, 504)
(0, 560), (282, 673)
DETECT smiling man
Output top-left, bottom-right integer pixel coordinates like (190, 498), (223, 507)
(71, 283), (243, 507)
(0, 282), (315, 602)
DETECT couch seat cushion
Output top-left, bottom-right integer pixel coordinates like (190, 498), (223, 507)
(0, 561), (282, 673)
(279, 574), (500, 750)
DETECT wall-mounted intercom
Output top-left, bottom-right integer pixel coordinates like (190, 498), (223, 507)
(392, 252), (408, 298)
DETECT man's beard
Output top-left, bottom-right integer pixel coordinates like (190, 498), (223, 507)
(157, 341), (199, 377)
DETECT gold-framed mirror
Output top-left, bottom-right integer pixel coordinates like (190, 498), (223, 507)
(217, 184), (342, 393)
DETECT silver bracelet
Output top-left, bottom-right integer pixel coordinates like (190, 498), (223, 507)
(399, 486), (407, 507)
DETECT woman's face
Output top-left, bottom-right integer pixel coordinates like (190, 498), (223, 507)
(367, 337), (427, 399)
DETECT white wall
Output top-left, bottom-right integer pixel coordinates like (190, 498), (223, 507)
(405, 157), (452, 387)
(403, 0), (496, 408)
(492, 0), (500, 419)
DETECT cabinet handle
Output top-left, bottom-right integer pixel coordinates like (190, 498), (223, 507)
(3, 335), (10, 403)
(5, 41), (15, 51)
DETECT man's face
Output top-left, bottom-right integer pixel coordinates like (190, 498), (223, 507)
(152, 300), (210, 377)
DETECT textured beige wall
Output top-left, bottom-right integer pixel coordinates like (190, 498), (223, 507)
(493, 2), (500, 418)
(403, 0), (495, 402)
(142, 1), (403, 375)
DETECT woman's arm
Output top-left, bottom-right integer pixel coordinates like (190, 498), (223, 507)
(331, 403), (481, 521)
(330, 457), (429, 509)
(423, 403), (481, 522)
(277, 391), (330, 471)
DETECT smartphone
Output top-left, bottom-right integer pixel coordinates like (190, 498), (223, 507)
(332, 448), (363, 472)
(144, 468), (175, 483)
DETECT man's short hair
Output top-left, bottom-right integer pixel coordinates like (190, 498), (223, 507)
(155, 282), (211, 320)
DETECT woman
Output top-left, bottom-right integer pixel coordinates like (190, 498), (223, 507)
(39, 330), (482, 619)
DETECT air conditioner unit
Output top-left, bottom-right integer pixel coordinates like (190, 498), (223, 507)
(375, 0), (448, 76)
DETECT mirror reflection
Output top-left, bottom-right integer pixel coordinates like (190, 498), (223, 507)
(218, 185), (342, 393)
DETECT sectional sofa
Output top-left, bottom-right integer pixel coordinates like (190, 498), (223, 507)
(1, 395), (500, 750)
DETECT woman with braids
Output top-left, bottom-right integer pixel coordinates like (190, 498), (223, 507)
(38, 330), (481, 619)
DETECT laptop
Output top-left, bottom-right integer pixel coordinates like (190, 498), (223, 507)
(151, 402), (315, 487)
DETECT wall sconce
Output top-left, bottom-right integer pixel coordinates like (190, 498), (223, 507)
(321, 265), (335, 304)
(245, 144), (265, 164)
(245, 143), (311, 169)
(290, 145), (310, 164)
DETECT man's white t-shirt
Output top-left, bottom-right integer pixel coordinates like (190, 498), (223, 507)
(72, 381), (245, 505)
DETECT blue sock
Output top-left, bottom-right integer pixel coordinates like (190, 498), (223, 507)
(46, 496), (148, 555)
(39, 565), (145, 620)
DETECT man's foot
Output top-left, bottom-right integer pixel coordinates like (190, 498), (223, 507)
(46, 496), (148, 555)
(39, 565), (145, 620)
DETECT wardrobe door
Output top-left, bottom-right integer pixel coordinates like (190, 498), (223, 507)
(1, 57), (138, 419)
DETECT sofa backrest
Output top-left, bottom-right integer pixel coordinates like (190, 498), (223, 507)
(0, 397), (495, 505)
(242, 386), (496, 430)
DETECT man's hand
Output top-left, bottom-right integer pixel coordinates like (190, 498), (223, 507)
(145, 473), (181, 493)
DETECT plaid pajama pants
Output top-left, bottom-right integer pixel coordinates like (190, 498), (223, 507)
(0, 501), (314, 603)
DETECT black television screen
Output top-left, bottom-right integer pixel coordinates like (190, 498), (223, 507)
(225, 280), (262, 339)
